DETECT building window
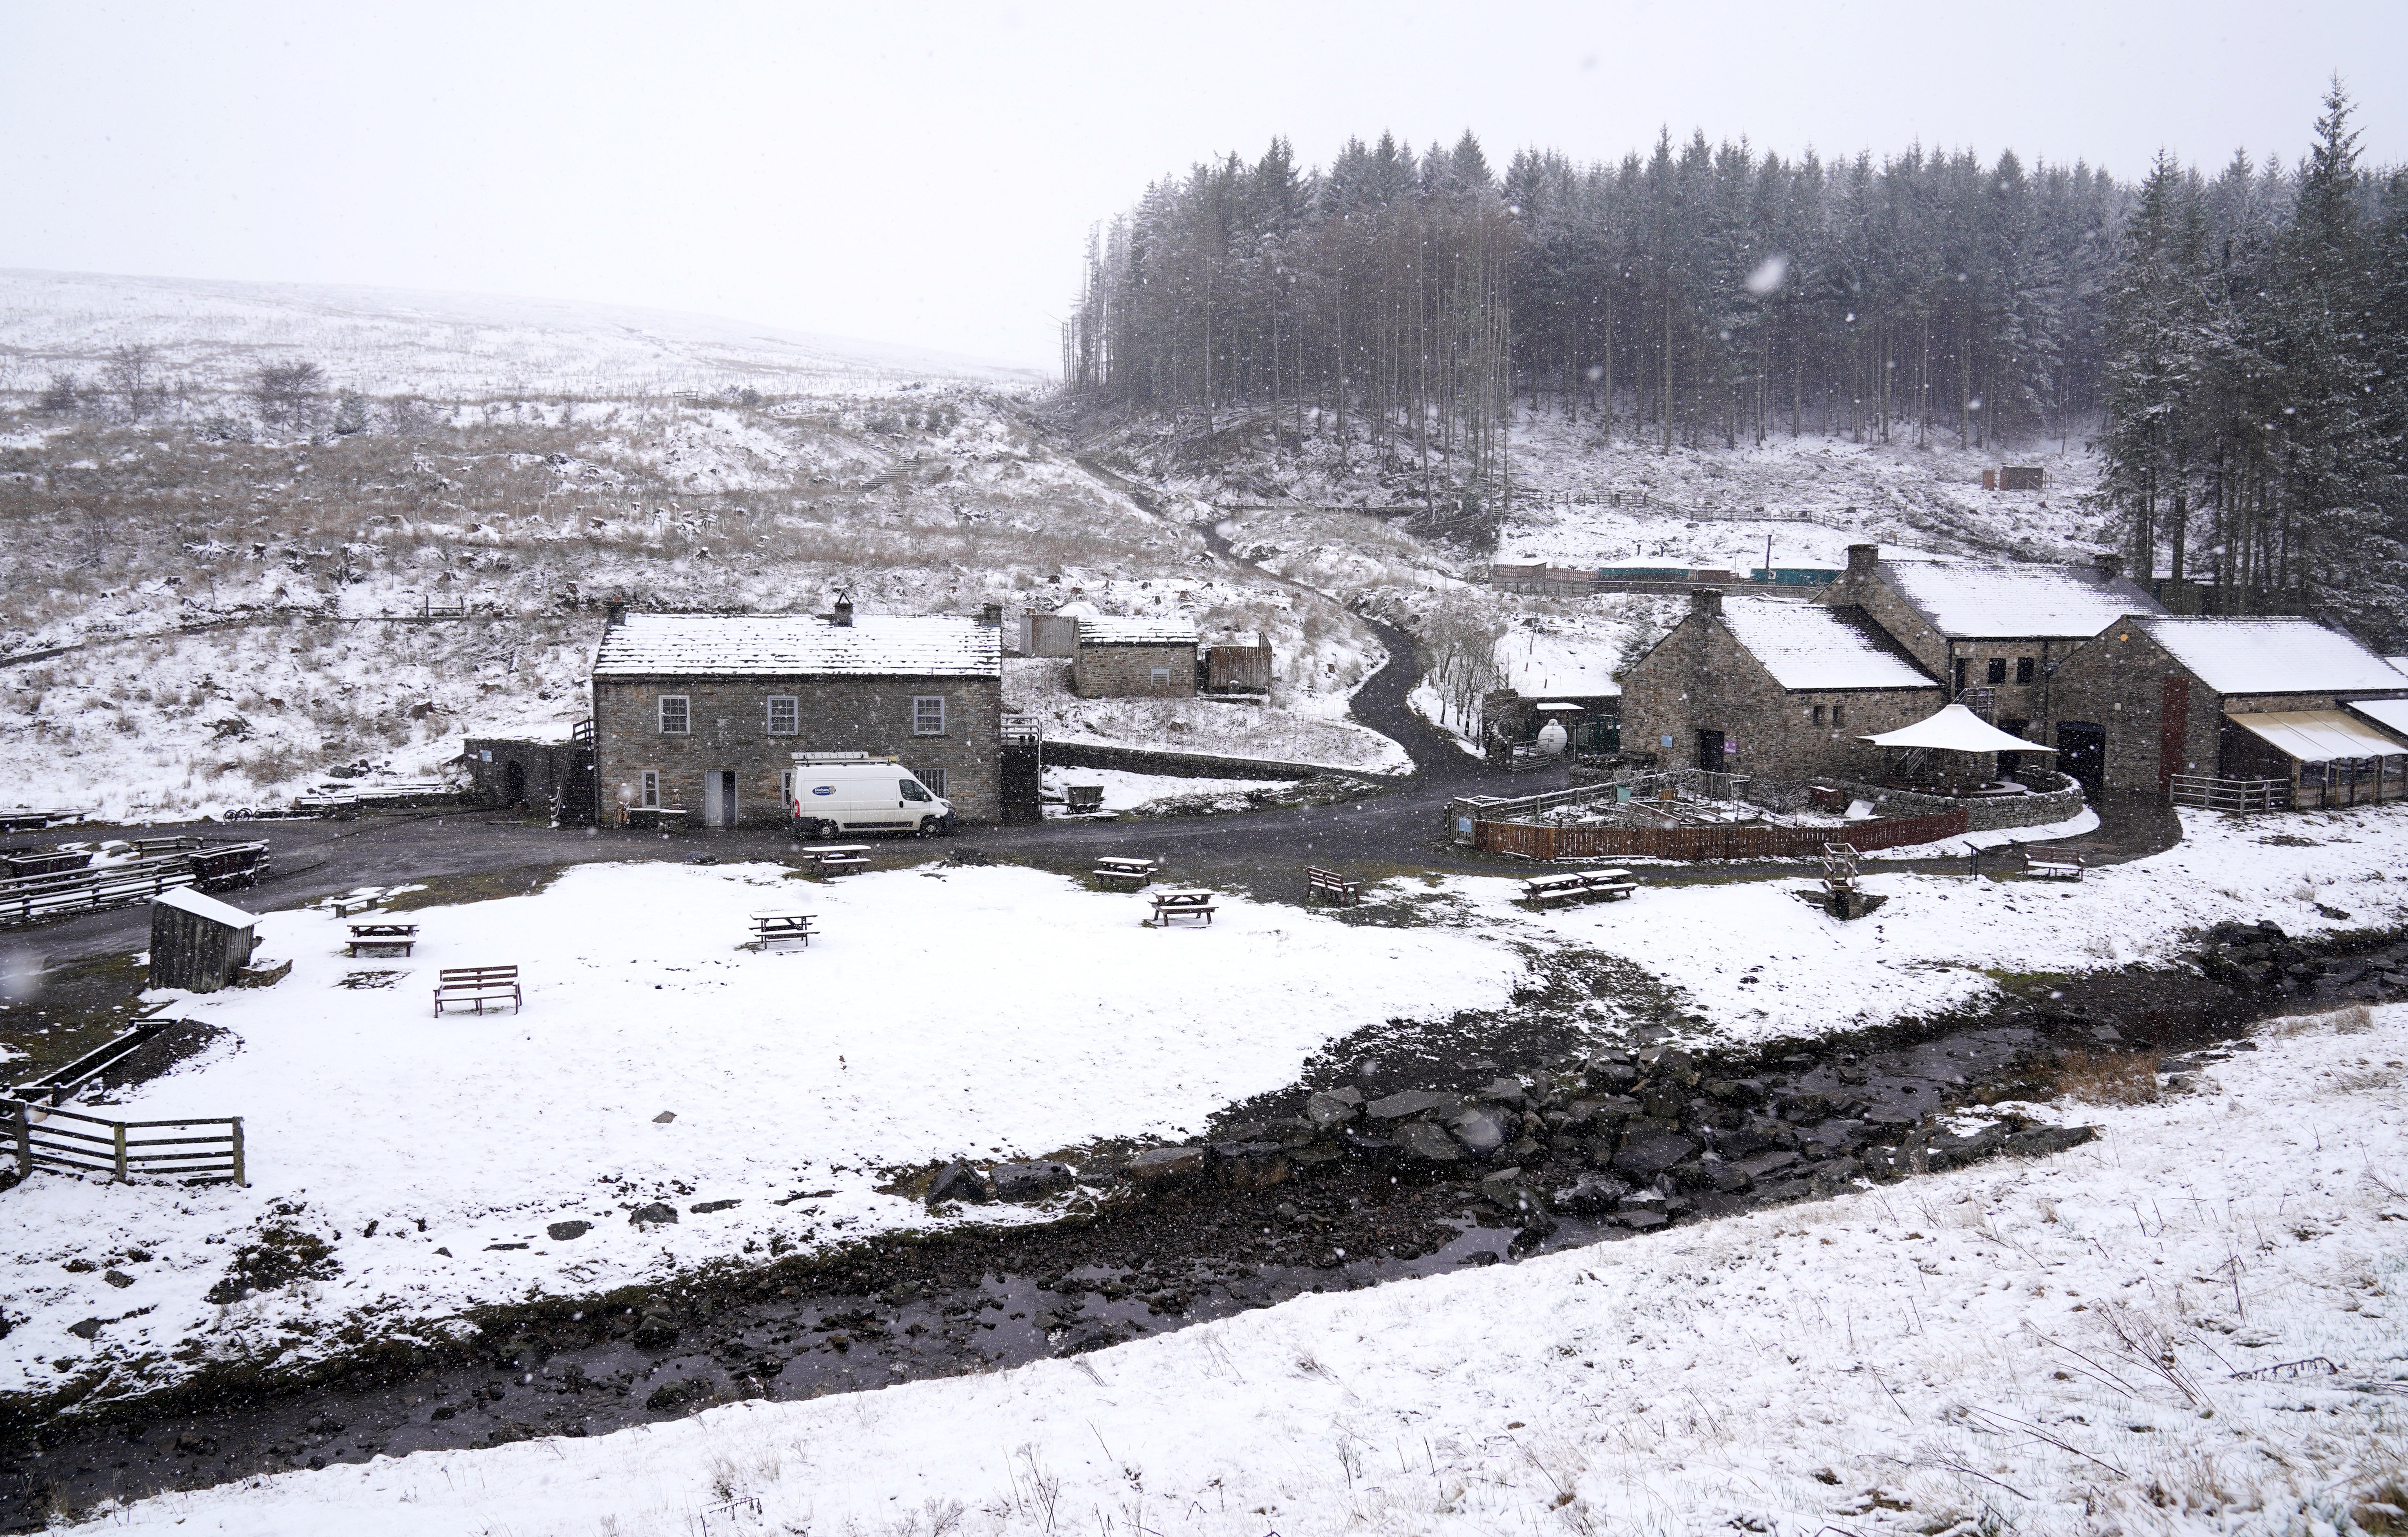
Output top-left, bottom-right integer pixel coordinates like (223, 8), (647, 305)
(765, 695), (798, 735)
(1985, 658), (2007, 685)
(658, 695), (689, 735)
(912, 695), (945, 736)
(1953, 658), (1969, 692)
(1831, 704), (1847, 728)
(1150, 667), (1172, 685)
(640, 770), (660, 809)
(2015, 656), (2036, 685)
(918, 767), (947, 798)
(1810, 705), (1826, 727)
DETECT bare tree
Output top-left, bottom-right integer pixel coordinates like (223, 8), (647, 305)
(253, 361), (325, 431)
(102, 344), (162, 420)
(37, 372), (80, 414)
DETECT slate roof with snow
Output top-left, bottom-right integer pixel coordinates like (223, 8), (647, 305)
(591, 614), (1001, 678)
(1716, 599), (1936, 691)
(2347, 698), (2408, 739)
(2134, 618), (2408, 696)
(1880, 561), (2164, 639)
(1076, 617), (1200, 646)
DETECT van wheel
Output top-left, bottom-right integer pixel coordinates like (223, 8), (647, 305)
(915, 817), (937, 837)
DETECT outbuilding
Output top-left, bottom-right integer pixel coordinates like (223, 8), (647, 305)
(149, 886), (259, 993)
(1072, 617), (1200, 699)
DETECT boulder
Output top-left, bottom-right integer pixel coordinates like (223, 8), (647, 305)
(630, 1312), (679, 1349)
(1477, 1078), (1527, 1106)
(2003, 1125), (2097, 1159)
(545, 1221), (591, 1242)
(629, 1202), (679, 1228)
(1476, 1166), (1527, 1205)
(991, 1161), (1076, 1201)
(1304, 1090), (1363, 1131)
(1551, 1174), (1630, 1215)
(1448, 1106), (1513, 1158)
(1125, 1147), (1207, 1185)
(1396, 1122), (1464, 1163)
(1568, 1095), (1643, 1126)
(1366, 1089), (1458, 1122)
(926, 1161), (994, 1205)
(1210, 1143), (1290, 1192)
(1611, 1131), (1699, 1179)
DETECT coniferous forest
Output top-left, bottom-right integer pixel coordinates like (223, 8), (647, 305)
(1061, 87), (2407, 641)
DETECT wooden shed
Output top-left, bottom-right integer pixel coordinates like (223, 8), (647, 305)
(1204, 631), (1273, 693)
(149, 886), (260, 993)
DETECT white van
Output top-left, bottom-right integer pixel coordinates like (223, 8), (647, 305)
(787, 753), (954, 837)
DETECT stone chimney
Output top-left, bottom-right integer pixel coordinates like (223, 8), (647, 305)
(832, 593), (855, 628)
(2093, 552), (2124, 582)
(1689, 587), (1724, 618)
(604, 599), (627, 628)
(1846, 543), (1880, 577)
(978, 601), (1004, 629)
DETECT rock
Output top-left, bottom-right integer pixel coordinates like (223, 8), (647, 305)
(1366, 1089), (1458, 1122)
(689, 1199), (741, 1214)
(1701, 1077), (1761, 1105)
(1551, 1174), (1630, 1215)
(1396, 1122), (1464, 1163)
(1448, 1106), (1513, 1158)
(991, 1161), (1076, 1201)
(1477, 1077), (1527, 1106)
(103, 1269), (135, 1289)
(546, 1220), (591, 1242)
(1477, 1167), (1526, 1205)
(175, 1432), (218, 1455)
(629, 1202), (679, 1227)
(1700, 1156), (1752, 1195)
(1614, 1209), (1669, 1231)
(1569, 1095), (1642, 1126)
(1125, 1147), (1207, 1184)
(926, 1161), (993, 1205)
(1779, 1092), (1835, 1122)
(630, 1312), (679, 1349)
(1304, 1090), (1363, 1130)
(306, 1414), (345, 1436)
(1587, 1058), (1640, 1090)
(1210, 1143), (1290, 1192)
(645, 1377), (711, 1411)
(651, 1111), (676, 1124)
(67, 1317), (103, 1340)
(1611, 1131), (1699, 1179)
(2004, 1125), (2098, 1159)
(1640, 1086), (1688, 1120)
(1338, 1127), (1395, 1156)
(1739, 1149), (1800, 1179)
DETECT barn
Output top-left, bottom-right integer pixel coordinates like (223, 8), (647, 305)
(149, 886), (259, 993)
(1072, 617), (1200, 699)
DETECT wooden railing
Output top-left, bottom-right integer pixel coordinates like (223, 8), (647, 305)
(4, 1098), (245, 1185)
(2168, 775), (2291, 813)
(1475, 807), (1970, 862)
(0, 842), (269, 927)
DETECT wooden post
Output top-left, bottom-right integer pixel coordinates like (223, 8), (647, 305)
(7, 1100), (29, 1180)
(230, 1118), (246, 1186)
(113, 1120), (128, 1182)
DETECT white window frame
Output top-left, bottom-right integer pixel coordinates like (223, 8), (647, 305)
(765, 695), (799, 736)
(912, 695), (946, 736)
(658, 695), (690, 735)
(640, 770), (660, 809)
(919, 766), (947, 798)
(1150, 666), (1173, 685)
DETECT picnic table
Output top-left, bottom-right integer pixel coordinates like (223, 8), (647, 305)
(1092, 856), (1159, 889)
(1520, 869), (1636, 907)
(799, 844), (871, 873)
(1305, 866), (1362, 906)
(1147, 888), (1219, 928)
(623, 807), (687, 830)
(751, 911), (816, 948)
(433, 964), (521, 1017)
(347, 921), (419, 957)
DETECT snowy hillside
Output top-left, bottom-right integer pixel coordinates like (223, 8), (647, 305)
(0, 269), (1042, 402)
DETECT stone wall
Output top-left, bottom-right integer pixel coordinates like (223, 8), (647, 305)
(462, 738), (593, 821)
(1073, 642), (1198, 699)
(593, 674), (1003, 825)
(1820, 771), (2086, 832)
(1620, 602), (1944, 784)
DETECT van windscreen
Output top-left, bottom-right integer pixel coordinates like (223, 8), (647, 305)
(900, 780), (932, 802)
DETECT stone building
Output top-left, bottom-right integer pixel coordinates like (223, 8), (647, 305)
(1619, 590), (1945, 782)
(1818, 544), (2165, 742)
(2041, 615), (2408, 801)
(462, 733), (594, 820)
(590, 609), (1005, 827)
(1072, 617), (1199, 699)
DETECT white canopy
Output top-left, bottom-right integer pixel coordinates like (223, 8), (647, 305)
(1859, 703), (2057, 755)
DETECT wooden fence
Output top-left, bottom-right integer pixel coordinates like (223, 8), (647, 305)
(2169, 775), (2291, 813)
(0, 841), (268, 926)
(1475, 807), (1970, 862)
(4, 1098), (244, 1185)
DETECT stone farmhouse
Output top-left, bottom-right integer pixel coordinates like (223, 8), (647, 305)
(2042, 615), (2408, 804)
(1817, 544), (2166, 744)
(1072, 617), (1199, 699)
(1619, 589), (1945, 782)
(590, 605), (1004, 827)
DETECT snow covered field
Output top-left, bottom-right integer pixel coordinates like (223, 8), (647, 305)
(1038, 764), (1303, 816)
(1, 861), (1520, 1400)
(77, 1001), (2408, 1536)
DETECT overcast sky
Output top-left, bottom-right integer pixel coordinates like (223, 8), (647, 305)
(4, 1), (2402, 372)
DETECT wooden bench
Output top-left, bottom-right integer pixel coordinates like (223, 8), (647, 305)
(1093, 856), (1159, 889)
(347, 921), (419, 957)
(433, 965), (521, 1017)
(327, 893), (381, 917)
(2026, 853), (2085, 881)
(1305, 866), (1363, 906)
(799, 844), (872, 874)
(1521, 870), (1637, 907)
(1148, 889), (1218, 928)
(750, 911), (816, 948)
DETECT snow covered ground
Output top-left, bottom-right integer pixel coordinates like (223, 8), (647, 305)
(1, 861), (1521, 1400)
(1038, 764), (1303, 817)
(77, 1001), (2408, 1536)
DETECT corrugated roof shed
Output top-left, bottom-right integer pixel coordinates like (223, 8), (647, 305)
(2136, 618), (2408, 695)
(153, 885), (259, 928)
(1077, 617), (1200, 646)
(2223, 710), (2408, 763)
(1882, 561), (2165, 638)
(1718, 599), (1936, 690)
(592, 614), (1001, 678)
